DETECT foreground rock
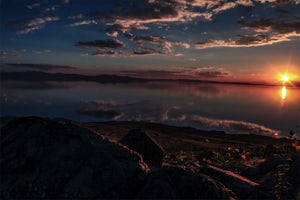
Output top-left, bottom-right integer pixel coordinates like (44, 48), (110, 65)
(120, 128), (164, 168)
(0, 117), (148, 199)
(1, 117), (241, 199)
(201, 164), (260, 199)
(138, 165), (237, 199)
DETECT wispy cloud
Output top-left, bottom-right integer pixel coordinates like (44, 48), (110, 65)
(76, 39), (125, 49)
(195, 31), (300, 49)
(11, 14), (60, 35)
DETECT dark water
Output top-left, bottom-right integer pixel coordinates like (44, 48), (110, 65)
(1, 81), (299, 137)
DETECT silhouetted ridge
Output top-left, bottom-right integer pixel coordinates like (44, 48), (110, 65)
(0, 71), (146, 83)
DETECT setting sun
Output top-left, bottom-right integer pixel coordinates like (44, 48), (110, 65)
(277, 72), (298, 85)
(281, 74), (289, 83)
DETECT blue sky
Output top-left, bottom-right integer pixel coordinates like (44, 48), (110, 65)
(1, 0), (300, 83)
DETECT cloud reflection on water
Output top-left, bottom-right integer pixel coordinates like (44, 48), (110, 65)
(78, 98), (280, 137)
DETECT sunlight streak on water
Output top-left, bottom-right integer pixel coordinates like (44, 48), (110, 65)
(281, 86), (287, 100)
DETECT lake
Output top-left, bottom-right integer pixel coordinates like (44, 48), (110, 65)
(1, 81), (299, 137)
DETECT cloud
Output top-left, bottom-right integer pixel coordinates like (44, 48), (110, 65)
(69, 20), (96, 27)
(78, 33), (174, 56)
(35, 49), (52, 54)
(175, 67), (230, 79)
(191, 115), (280, 136)
(105, 23), (149, 36)
(26, 3), (41, 10)
(133, 47), (164, 55)
(173, 41), (190, 48)
(85, 0), (213, 33)
(61, 0), (300, 56)
(10, 14), (60, 35)
(76, 39), (126, 49)
(197, 71), (229, 78)
(90, 50), (125, 57)
(195, 31), (300, 49)
(16, 26), (42, 35)
(213, 2), (238, 14)
(239, 19), (300, 34)
(68, 13), (84, 19)
(127, 35), (165, 45)
(77, 109), (124, 120)
(4, 63), (77, 71)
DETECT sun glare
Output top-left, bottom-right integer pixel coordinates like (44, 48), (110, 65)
(281, 74), (289, 83)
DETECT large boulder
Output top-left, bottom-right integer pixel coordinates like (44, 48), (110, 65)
(0, 117), (148, 199)
(120, 129), (164, 167)
(137, 165), (237, 199)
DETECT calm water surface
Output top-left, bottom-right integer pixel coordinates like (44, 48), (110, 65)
(1, 81), (300, 137)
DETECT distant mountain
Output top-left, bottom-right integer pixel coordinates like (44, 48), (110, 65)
(0, 71), (147, 83)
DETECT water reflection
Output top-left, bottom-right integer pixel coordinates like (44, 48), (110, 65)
(1, 81), (299, 137)
(281, 86), (287, 100)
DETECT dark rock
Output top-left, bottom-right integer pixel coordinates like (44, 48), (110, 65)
(257, 154), (284, 175)
(0, 117), (149, 199)
(120, 128), (164, 168)
(137, 165), (237, 199)
(0, 116), (17, 128)
(201, 164), (260, 199)
(241, 154), (284, 180)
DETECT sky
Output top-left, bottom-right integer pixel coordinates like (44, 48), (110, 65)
(1, 0), (300, 84)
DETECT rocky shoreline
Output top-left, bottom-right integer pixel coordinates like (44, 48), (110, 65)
(1, 116), (299, 199)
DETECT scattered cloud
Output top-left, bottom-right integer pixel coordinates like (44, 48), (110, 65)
(239, 19), (300, 34)
(10, 13), (60, 35)
(195, 31), (300, 49)
(127, 35), (165, 45)
(76, 39), (125, 49)
(69, 19), (99, 27)
(173, 41), (191, 49)
(133, 47), (164, 55)
(3, 0), (300, 58)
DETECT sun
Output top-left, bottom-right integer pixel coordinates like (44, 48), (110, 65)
(281, 74), (289, 83)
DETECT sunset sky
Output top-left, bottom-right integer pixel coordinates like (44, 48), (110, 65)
(1, 0), (300, 84)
